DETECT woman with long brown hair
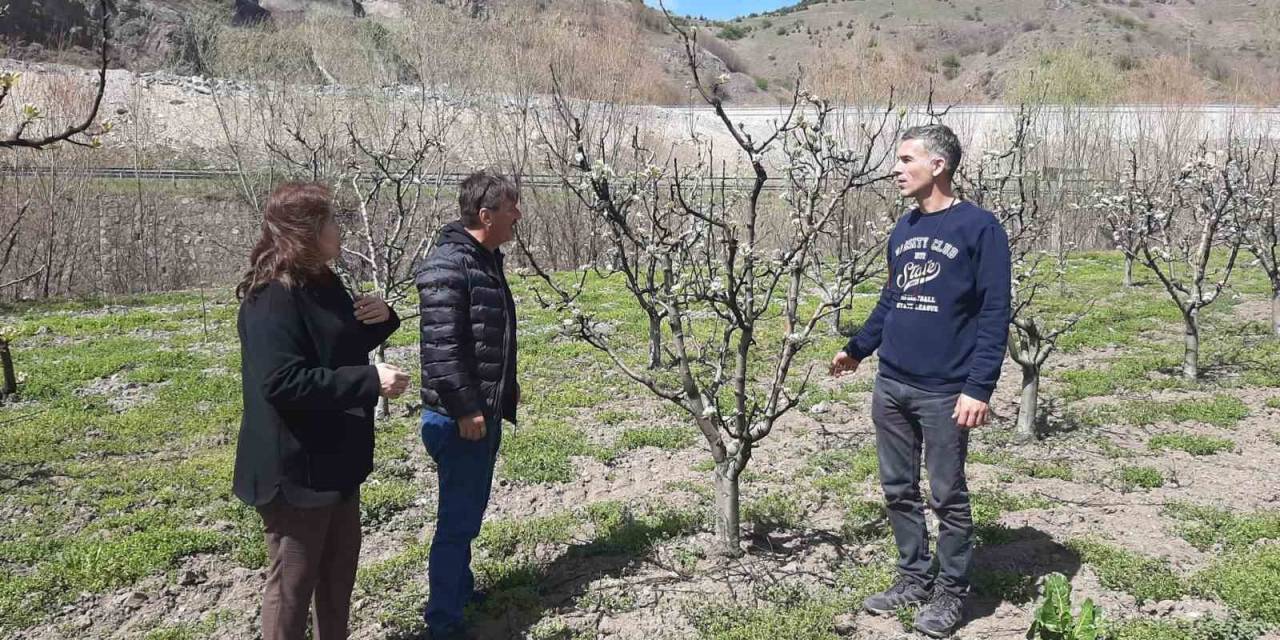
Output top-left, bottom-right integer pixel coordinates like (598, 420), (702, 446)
(233, 182), (409, 640)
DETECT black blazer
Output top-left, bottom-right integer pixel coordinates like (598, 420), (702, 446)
(233, 276), (400, 505)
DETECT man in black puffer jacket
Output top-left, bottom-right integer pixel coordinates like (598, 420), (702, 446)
(415, 170), (521, 640)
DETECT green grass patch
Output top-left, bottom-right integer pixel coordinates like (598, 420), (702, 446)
(971, 490), (1051, 526)
(840, 498), (889, 544)
(575, 588), (639, 614)
(664, 479), (714, 501)
(473, 555), (542, 616)
(1084, 395), (1249, 428)
(356, 540), (431, 596)
(1068, 538), (1185, 603)
(1162, 503), (1280, 552)
(1092, 435), (1136, 459)
(478, 512), (579, 557)
(1112, 619), (1190, 640)
(361, 479), (417, 526)
(1116, 465), (1164, 491)
(595, 408), (641, 425)
(500, 418), (588, 484)
(968, 450), (1074, 480)
(1114, 614), (1274, 640)
(971, 489), (1052, 545)
(0, 526), (228, 632)
(804, 447), (879, 498)
(743, 491), (806, 534)
(582, 500), (704, 557)
(1051, 291), (1182, 355)
(617, 425), (696, 451)
(688, 586), (845, 640)
(1148, 433), (1235, 456)
(1191, 545), (1280, 624)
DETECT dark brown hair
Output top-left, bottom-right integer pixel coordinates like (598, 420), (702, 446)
(236, 182), (336, 300)
(458, 170), (519, 228)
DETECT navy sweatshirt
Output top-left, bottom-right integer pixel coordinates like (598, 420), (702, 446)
(844, 200), (1012, 402)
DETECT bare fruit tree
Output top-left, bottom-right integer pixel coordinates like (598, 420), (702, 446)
(1099, 179), (1146, 288)
(529, 71), (671, 368)
(1117, 145), (1250, 379)
(340, 94), (460, 364)
(960, 107), (1086, 440)
(526, 16), (901, 555)
(1235, 146), (1280, 336)
(314, 94), (462, 417)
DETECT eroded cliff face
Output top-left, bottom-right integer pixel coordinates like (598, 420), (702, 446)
(1, 0), (421, 70)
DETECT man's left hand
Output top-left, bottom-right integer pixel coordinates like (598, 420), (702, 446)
(952, 394), (989, 429)
(354, 294), (391, 325)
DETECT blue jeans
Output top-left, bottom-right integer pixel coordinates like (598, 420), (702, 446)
(420, 409), (502, 634)
(871, 375), (973, 597)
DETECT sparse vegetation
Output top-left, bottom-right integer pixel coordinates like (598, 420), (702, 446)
(1148, 433), (1235, 456)
(1068, 538), (1186, 603)
(1116, 465), (1164, 491)
(5, 2), (1280, 637)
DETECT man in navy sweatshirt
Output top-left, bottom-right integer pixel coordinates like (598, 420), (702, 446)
(830, 124), (1011, 638)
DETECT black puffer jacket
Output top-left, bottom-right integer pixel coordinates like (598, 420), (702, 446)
(416, 222), (518, 424)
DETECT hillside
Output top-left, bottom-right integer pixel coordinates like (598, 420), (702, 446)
(3, 0), (1280, 104)
(710, 0), (1280, 104)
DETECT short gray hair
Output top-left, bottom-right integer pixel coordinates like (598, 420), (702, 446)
(901, 124), (962, 178)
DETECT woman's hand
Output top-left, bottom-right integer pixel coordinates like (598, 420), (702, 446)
(375, 363), (409, 398)
(354, 294), (391, 325)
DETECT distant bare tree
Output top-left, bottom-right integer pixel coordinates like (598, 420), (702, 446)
(1235, 145), (1280, 336)
(961, 107), (1087, 440)
(1114, 145), (1250, 378)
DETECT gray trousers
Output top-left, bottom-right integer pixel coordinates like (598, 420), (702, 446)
(871, 374), (973, 597)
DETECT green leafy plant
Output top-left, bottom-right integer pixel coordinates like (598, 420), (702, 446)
(1027, 573), (1107, 640)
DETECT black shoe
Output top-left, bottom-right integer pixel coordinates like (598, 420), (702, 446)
(862, 576), (932, 615)
(427, 626), (476, 640)
(427, 624), (478, 640)
(913, 590), (964, 638)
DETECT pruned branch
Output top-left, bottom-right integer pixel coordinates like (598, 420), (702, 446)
(1, 0), (111, 150)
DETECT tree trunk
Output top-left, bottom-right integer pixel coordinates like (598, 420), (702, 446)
(1123, 254), (1134, 288)
(1182, 310), (1200, 379)
(829, 304), (843, 335)
(0, 337), (16, 399)
(712, 460), (742, 557)
(1272, 289), (1280, 338)
(375, 343), (389, 419)
(1015, 364), (1039, 442)
(647, 309), (662, 369)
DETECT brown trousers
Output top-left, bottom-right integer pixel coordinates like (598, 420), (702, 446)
(255, 493), (362, 640)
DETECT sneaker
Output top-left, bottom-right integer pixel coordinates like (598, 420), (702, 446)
(862, 576), (932, 615)
(913, 590), (964, 638)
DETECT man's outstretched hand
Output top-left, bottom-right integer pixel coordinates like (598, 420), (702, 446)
(829, 351), (859, 377)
